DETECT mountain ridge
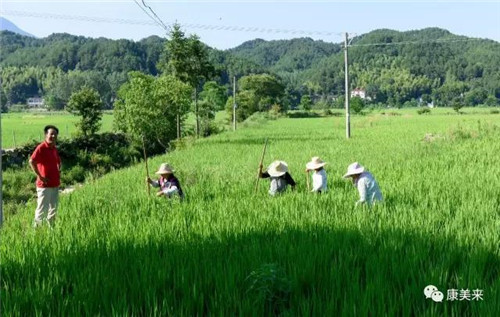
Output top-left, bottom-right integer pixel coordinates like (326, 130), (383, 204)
(0, 17), (35, 38)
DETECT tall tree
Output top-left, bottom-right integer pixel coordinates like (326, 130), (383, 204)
(159, 24), (214, 137)
(66, 86), (103, 136)
(114, 72), (191, 152)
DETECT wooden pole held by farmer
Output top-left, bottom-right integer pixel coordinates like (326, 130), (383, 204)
(142, 136), (151, 196)
(254, 138), (268, 193)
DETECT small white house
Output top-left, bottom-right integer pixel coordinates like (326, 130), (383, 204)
(27, 97), (45, 108)
(418, 97), (434, 108)
(351, 88), (366, 99)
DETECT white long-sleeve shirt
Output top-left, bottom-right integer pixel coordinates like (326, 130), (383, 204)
(355, 171), (382, 205)
(311, 169), (327, 192)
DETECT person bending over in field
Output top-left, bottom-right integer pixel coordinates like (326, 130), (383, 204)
(146, 163), (184, 200)
(306, 156), (328, 193)
(258, 160), (296, 196)
(343, 162), (382, 207)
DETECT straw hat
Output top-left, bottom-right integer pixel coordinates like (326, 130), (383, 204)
(343, 162), (365, 178)
(267, 160), (289, 177)
(155, 163), (175, 175)
(306, 156), (327, 170)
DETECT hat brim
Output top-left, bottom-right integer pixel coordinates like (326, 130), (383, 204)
(267, 170), (287, 177)
(343, 168), (364, 178)
(306, 162), (327, 170)
(155, 169), (174, 174)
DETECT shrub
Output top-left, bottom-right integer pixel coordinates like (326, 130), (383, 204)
(287, 111), (320, 118)
(453, 103), (464, 113)
(200, 121), (222, 137)
(417, 107), (431, 115)
(62, 165), (86, 184)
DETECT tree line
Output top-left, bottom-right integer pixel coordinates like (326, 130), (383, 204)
(1, 27), (499, 116)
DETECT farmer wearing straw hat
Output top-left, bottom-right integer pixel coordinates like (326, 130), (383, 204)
(306, 156), (327, 193)
(343, 162), (382, 206)
(258, 160), (296, 196)
(146, 163), (184, 199)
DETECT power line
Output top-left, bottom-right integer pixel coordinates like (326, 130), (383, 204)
(0, 10), (343, 39)
(140, 0), (170, 32)
(1, 9), (488, 46)
(1, 10), (156, 26)
(132, 0), (169, 33)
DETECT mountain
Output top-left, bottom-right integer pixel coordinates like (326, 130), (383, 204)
(229, 37), (341, 73)
(0, 17), (35, 37)
(0, 27), (499, 109)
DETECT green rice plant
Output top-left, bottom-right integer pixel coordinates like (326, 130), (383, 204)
(1, 112), (115, 148)
(1, 111), (499, 315)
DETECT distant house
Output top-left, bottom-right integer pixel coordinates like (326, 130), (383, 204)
(27, 97), (45, 108)
(351, 88), (367, 100)
(418, 97), (434, 108)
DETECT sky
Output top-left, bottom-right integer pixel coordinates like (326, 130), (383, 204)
(1, 1), (499, 50)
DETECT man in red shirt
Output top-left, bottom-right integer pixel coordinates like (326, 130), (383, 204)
(29, 125), (61, 227)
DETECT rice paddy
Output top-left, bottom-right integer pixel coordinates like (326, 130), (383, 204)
(1, 109), (499, 315)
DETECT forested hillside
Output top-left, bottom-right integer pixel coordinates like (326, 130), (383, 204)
(1, 27), (499, 111)
(304, 28), (500, 106)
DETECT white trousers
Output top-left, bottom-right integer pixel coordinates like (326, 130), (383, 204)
(34, 187), (59, 226)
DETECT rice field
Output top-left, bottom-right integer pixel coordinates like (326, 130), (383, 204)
(0, 112), (115, 148)
(1, 110), (500, 315)
(0, 111), (230, 148)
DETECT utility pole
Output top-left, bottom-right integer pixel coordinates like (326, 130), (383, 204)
(344, 32), (351, 139)
(0, 109), (3, 226)
(233, 76), (237, 131)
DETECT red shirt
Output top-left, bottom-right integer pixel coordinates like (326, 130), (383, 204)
(30, 141), (61, 188)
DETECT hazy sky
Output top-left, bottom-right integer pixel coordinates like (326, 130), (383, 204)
(1, 1), (499, 49)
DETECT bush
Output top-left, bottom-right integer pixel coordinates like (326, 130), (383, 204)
(453, 103), (464, 113)
(287, 111), (320, 118)
(2, 168), (35, 204)
(490, 109), (499, 114)
(7, 104), (28, 112)
(200, 121), (222, 137)
(322, 109), (332, 116)
(62, 165), (86, 184)
(417, 107), (431, 115)
(350, 97), (365, 114)
(269, 104), (282, 117)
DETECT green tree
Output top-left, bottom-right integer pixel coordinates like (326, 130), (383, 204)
(453, 102), (464, 113)
(225, 90), (258, 122)
(484, 95), (498, 107)
(464, 88), (488, 106)
(114, 72), (191, 152)
(226, 74), (285, 121)
(334, 95), (345, 109)
(66, 86), (103, 136)
(299, 95), (312, 111)
(198, 81), (227, 136)
(199, 81), (227, 111)
(159, 24), (215, 137)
